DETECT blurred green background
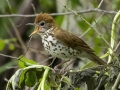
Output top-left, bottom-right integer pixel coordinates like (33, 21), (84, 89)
(0, 0), (120, 89)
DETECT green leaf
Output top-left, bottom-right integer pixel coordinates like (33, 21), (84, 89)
(63, 76), (70, 85)
(25, 71), (37, 87)
(81, 62), (96, 70)
(18, 69), (30, 89)
(18, 56), (37, 68)
(9, 38), (17, 42)
(6, 65), (50, 90)
(8, 43), (15, 51)
(57, 83), (61, 90)
(44, 82), (50, 90)
(6, 69), (25, 90)
(100, 51), (109, 59)
(4, 38), (17, 43)
(0, 39), (5, 51)
(74, 88), (82, 90)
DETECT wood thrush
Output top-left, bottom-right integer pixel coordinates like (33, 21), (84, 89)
(28, 13), (106, 65)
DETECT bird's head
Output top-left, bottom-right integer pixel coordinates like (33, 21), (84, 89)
(27, 13), (56, 36)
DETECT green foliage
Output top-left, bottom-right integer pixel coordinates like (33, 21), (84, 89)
(112, 0), (120, 10)
(6, 65), (70, 90)
(6, 63), (120, 90)
(8, 43), (15, 51)
(74, 88), (82, 90)
(0, 0), (22, 38)
(55, 15), (64, 26)
(4, 38), (17, 42)
(0, 39), (5, 51)
(93, 36), (102, 54)
(18, 56), (37, 68)
(2, 0), (120, 90)
(108, 10), (120, 63)
(77, 16), (95, 31)
(81, 62), (96, 70)
(25, 71), (37, 87)
(0, 38), (16, 51)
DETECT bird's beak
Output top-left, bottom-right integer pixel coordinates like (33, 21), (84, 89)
(26, 23), (40, 37)
(29, 27), (40, 37)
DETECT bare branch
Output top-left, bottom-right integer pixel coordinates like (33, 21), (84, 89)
(6, 0), (13, 13)
(31, 3), (36, 14)
(57, 0), (112, 50)
(80, 12), (104, 38)
(114, 41), (120, 53)
(8, 18), (26, 50)
(0, 9), (116, 18)
(112, 73), (120, 90)
(97, 0), (104, 8)
(0, 53), (18, 59)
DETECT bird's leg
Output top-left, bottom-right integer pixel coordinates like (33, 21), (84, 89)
(48, 57), (56, 67)
(54, 60), (70, 71)
(60, 59), (75, 74)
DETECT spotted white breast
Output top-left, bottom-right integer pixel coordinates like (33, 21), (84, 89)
(39, 30), (87, 59)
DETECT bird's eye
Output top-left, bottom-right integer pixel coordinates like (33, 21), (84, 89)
(39, 21), (45, 26)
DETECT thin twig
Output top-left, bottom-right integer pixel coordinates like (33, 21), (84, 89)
(39, 57), (53, 64)
(3, 22), (21, 49)
(8, 18), (26, 50)
(16, 17), (26, 27)
(104, 12), (120, 32)
(3, 22), (14, 38)
(112, 73), (120, 90)
(57, 0), (111, 49)
(18, 36), (33, 60)
(97, 0), (104, 8)
(101, 10), (120, 45)
(0, 9), (116, 18)
(15, 36), (33, 64)
(114, 41), (120, 53)
(31, 3), (36, 14)
(48, 57), (56, 67)
(0, 53), (18, 59)
(6, 0), (13, 13)
(80, 12), (104, 38)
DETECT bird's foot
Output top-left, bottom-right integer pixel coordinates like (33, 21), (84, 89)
(53, 60), (70, 74)
(60, 60), (75, 74)
(60, 67), (67, 74)
(53, 66), (67, 74)
(53, 66), (60, 74)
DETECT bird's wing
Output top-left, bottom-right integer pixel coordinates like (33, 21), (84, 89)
(53, 27), (94, 53)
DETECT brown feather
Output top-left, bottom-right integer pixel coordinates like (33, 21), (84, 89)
(52, 27), (106, 65)
(53, 27), (93, 53)
(34, 13), (106, 65)
(35, 12), (56, 26)
(35, 13), (93, 53)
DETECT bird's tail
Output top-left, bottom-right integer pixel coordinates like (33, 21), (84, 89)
(88, 53), (106, 65)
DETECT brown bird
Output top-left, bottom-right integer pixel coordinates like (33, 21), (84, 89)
(29, 12), (106, 65)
